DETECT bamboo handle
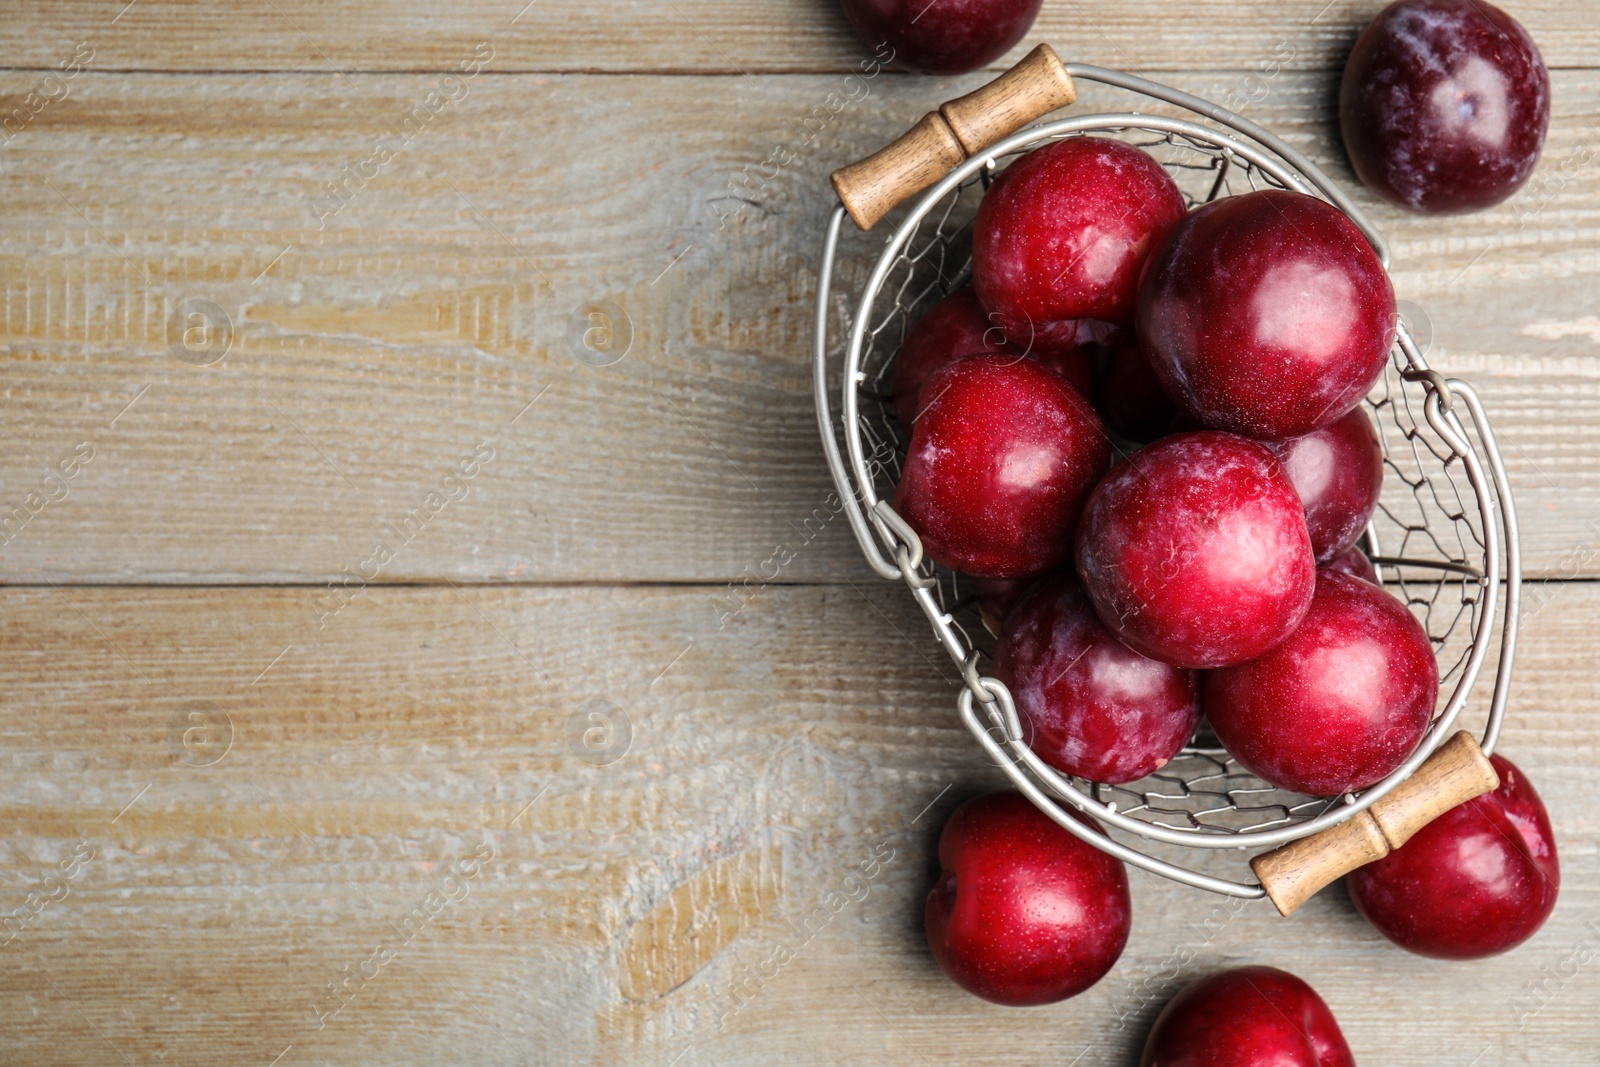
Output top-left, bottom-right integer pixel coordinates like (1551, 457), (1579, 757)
(830, 44), (1077, 231)
(1250, 731), (1500, 917)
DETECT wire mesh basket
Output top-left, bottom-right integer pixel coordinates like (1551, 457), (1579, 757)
(812, 49), (1521, 910)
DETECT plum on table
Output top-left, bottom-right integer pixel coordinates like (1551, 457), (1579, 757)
(926, 791), (1130, 1006)
(838, 0), (1042, 75)
(1348, 752), (1559, 958)
(1341, 0), (1550, 213)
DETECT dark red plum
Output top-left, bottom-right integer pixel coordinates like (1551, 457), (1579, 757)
(1325, 544), (1380, 584)
(1075, 432), (1316, 669)
(890, 288), (1010, 425)
(1267, 407), (1385, 561)
(974, 575), (1030, 637)
(1093, 329), (1178, 442)
(1348, 753), (1559, 959)
(995, 572), (1199, 784)
(974, 137), (1186, 332)
(838, 0), (1042, 75)
(1014, 317), (1103, 397)
(896, 355), (1111, 578)
(1138, 189), (1397, 440)
(1164, 410), (1204, 436)
(926, 792), (1130, 1006)
(1206, 570), (1438, 796)
(1341, 0), (1550, 213)
(890, 290), (1097, 425)
(1141, 966), (1356, 1067)
(1011, 315), (1115, 357)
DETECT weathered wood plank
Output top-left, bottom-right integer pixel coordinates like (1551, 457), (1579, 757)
(0, 0), (1595, 75)
(0, 582), (1593, 1064)
(1, 70), (1597, 582)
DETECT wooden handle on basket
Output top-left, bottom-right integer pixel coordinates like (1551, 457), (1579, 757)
(830, 44), (1077, 231)
(1250, 731), (1500, 917)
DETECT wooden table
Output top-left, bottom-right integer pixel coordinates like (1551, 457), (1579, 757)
(2, 2), (1596, 1063)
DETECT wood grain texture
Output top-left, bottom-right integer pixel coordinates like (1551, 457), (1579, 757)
(0, 581), (1594, 1065)
(0, 0), (1595, 74)
(1367, 729), (1502, 849)
(1, 69), (1598, 582)
(831, 111), (965, 230)
(1253, 810), (1390, 917)
(938, 43), (1077, 154)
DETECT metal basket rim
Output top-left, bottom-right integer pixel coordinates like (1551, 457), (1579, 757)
(812, 68), (1522, 896)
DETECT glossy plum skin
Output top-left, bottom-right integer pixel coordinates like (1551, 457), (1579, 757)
(1075, 432), (1316, 669)
(926, 792), (1130, 1006)
(1267, 407), (1386, 561)
(1206, 570), (1439, 796)
(1325, 544), (1380, 583)
(1348, 753), (1559, 959)
(838, 0), (1042, 75)
(890, 289), (1094, 425)
(896, 355), (1111, 578)
(1094, 329), (1178, 442)
(1140, 966), (1356, 1067)
(1138, 189), (1397, 440)
(995, 573), (1199, 784)
(974, 137), (1187, 332)
(1340, 0), (1551, 214)
(890, 288), (1010, 425)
